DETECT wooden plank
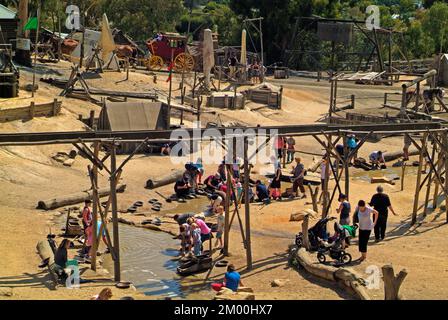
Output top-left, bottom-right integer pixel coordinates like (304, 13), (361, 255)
(243, 137), (252, 270)
(412, 133), (427, 225)
(110, 145), (121, 281)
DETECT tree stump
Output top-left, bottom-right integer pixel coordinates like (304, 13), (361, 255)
(382, 264), (408, 300)
(307, 185), (320, 212)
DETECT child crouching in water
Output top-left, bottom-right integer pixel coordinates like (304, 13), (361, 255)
(180, 223), (191, 256)
(191, 223), (202, 256)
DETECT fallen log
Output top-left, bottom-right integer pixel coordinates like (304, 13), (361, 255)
(294, 248), (371, 300)
(266, 173), (321, 186)
(37, 184), (126, 210)
(384, 149), (418, 162)
(145, 170), (184, 189)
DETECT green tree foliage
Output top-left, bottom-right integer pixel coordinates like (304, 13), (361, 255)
(422, 1), (448, 53)
(9, 0), (448, 66)
(102, 0), (186, 41)
(177, 1), (240, 45)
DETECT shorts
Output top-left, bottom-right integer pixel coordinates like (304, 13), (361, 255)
(216, 231), (223, 239)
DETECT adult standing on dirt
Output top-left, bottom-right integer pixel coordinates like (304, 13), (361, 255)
(336, 193), (351, 225)
(269, 164), (282, 200)
(291, 157), (306, 199)
(403, 135), (412, 161)
(81, 200), (92, 255)
(274, 136), (285, 160)
(229, 54), (238, 79)
(286, 136), (296, 163)
(369, 185), (398, 242)
(354, 200), (378, 262)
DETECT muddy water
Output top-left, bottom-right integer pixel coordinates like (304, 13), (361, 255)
(103, 197), (210, 298)
(103, 224), (181, 298)
(351, 165), (418, 183)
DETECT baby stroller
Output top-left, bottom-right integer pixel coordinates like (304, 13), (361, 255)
(295, 216), (336, 251)
(316, 222), (357, 265)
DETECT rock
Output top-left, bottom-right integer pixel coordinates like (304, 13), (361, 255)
(216, 287), (233, 295)
(52, 155), (67, 163)
(24, 83), (39, 92)
(63, 159), (75, 167)
(371, 176), (395, 185)
(290, 209), (316, 222)
(215, 290), (255, 300)
(0, 287), (13, 297)
(290, 213), (305, 222)
(271, 279), (289, 287)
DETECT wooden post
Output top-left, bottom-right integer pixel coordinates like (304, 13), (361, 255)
(322, 136), (331, 217)
(307, 185), (319, 212)
(30, 101), (35, 119)
(302, 215), (310, 251)
(110, 144), (121, 281)
(223, 160), (231, 256)
(350, 94), (355, 109)
(243, 137), (252, 270)
(382, 264), (408, 300)
(31, 5), (41, 98)
(343, 133), (349, 199)
(432, 147), (443, 209)
(329, 79), (334, 118)
(90, 142), (99, 270)
(52, 99), (58, 116)
(401, 164), (406, 192)
(443, 131), (448, 223)
(412, 133), (427, 225)
(89, 110), (95, 129)
(424, 142), (437, 216)
(192, 71), (197, 99)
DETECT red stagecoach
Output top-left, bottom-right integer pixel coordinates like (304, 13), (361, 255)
(145, 32), (195, 72)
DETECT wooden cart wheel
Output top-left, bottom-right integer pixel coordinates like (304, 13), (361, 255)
(173, 53), (195, 72)
(146, 55), (164, 71)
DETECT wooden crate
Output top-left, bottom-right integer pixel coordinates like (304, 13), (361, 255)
(206, 93), (245, 109)
(246, 89), (282, 108)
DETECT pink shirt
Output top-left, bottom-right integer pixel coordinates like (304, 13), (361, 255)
(195, 218), (211, 235)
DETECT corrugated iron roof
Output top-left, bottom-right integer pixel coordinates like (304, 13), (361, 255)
(0, 4), (16, 19)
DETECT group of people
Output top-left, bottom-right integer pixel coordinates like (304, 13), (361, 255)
(334, 185), (398, 261)
(174, 160), (204, 200)
(173, 207), (225, 257)
(228, 53), (264, 83)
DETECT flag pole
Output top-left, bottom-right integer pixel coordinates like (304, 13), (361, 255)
(31, 5), (41, 98)
(167, 48), (174, 129)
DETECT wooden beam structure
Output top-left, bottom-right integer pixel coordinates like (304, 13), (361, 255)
(2, 121), (448, 275)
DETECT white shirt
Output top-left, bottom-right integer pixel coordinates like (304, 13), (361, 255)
(320, 162), (327, 180)
(357, 206), (375, 230)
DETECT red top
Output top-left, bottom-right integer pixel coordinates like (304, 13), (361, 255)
(82, 206), (92, 227)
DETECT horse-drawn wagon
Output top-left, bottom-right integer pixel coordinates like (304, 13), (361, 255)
(145, 32), (195, 72)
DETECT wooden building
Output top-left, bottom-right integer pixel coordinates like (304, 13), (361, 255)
(0, 4), (18, 45)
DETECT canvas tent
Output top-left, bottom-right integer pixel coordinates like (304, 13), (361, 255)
(97, 101), (169, 154)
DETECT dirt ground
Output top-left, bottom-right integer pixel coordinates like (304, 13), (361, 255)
(1, 60), (447, 300)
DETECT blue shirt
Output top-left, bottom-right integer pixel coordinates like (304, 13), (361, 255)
(256, 184), (269, 199)
(225, 271), (241, 292)
(347, 138), (357, 149)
